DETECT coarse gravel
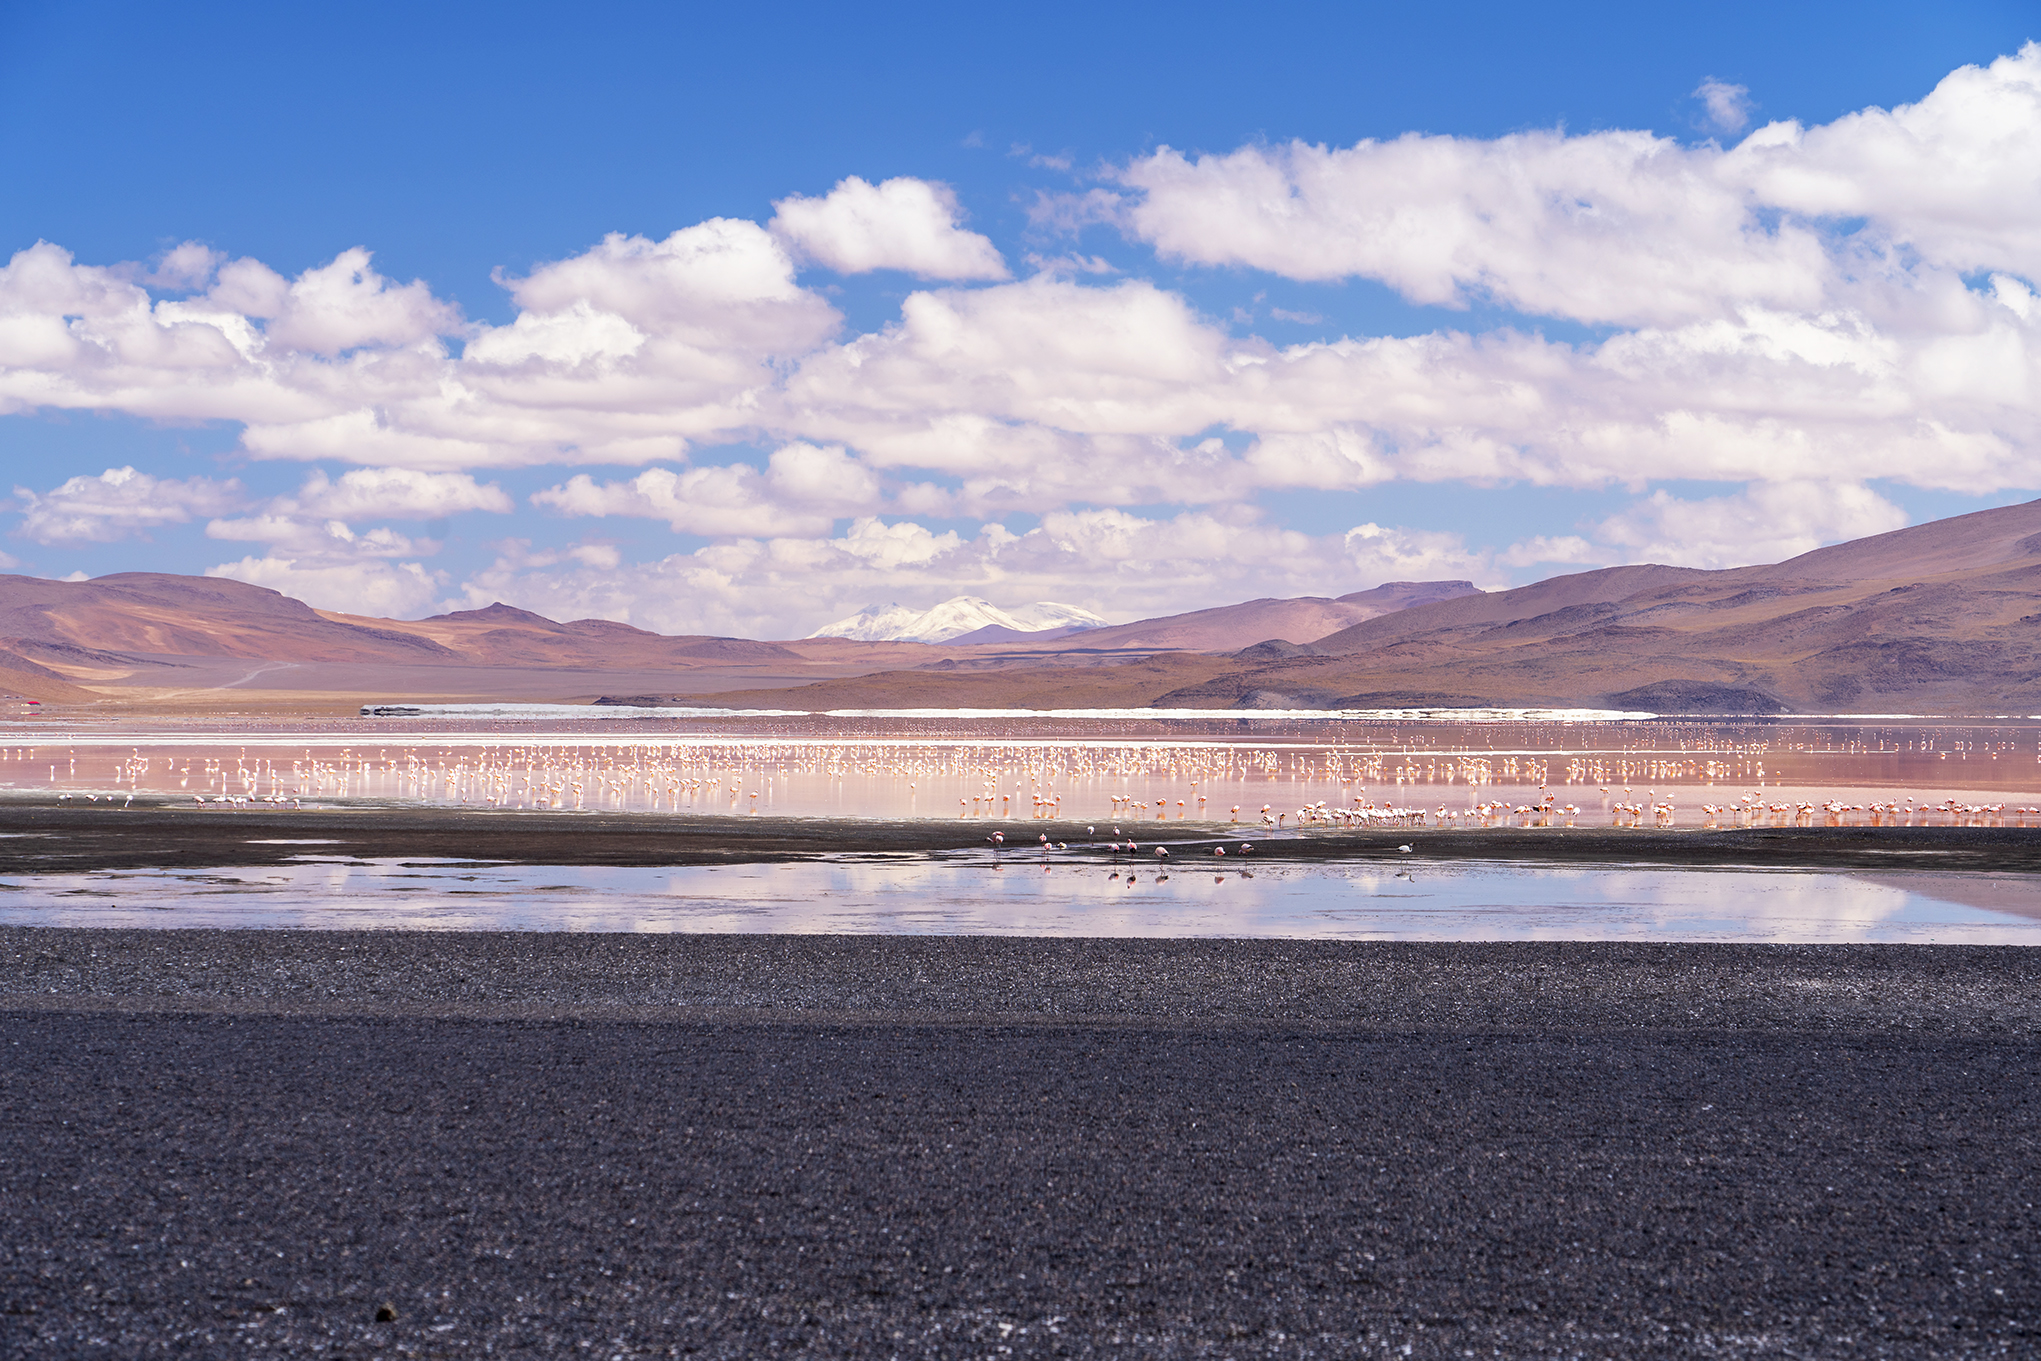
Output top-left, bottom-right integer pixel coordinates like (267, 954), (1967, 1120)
(3, 931), (2039, 1357)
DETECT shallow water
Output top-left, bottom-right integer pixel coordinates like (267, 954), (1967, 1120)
(4, 855), (2036, 942)
(3, 712), (2040, 829)
(7, 712), (2040, 943)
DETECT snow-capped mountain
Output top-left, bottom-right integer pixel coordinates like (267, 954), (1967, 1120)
(891, 597), (1034, 643)
(808, 596), (1108, 643)
(806, 603), (924, 642)
(1004, 601), (1109, 631)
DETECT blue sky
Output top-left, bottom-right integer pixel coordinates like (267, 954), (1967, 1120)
(1, 0), (2037, 634)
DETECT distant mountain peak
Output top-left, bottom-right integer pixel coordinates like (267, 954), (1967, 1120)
(809, 596), (1107, 643)
(426, 601), (565, 628)
(1335, 581), (1481, 608)
(806, 603), (922, 642)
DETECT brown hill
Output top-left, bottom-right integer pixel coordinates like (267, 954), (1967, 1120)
(692, 503), (2041, 715)
(0, 571), (1489, 707)
(0, 572), (461, 664)
(0, 574), (1082, 705)
(995, 580), (1483, 654)
(0, 649), (105, 703)
(20, 496), (2040, 715)
(1144, 500), (2041, 712)
(0, 577), (832, 677)
(321, 602), (805, 668)
(0, 576), (929, 704)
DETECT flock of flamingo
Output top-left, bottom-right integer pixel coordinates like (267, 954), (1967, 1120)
(2, 734), (2033, 832)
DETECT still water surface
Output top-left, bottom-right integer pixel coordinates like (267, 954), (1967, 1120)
(5, 855), (2036, 943)
(6, 712), (2039, 942)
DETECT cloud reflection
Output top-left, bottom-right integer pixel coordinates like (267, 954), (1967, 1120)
(2, 857), (2035, 943)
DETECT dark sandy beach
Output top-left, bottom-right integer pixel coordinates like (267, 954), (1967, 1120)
(4, 930), (2038, 1357)
(6, 799), (2041, 874)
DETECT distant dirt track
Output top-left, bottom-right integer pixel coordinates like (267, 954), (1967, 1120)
(4, 799), (2041, 873)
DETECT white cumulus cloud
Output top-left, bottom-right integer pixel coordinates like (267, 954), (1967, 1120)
(290, 468), (514, 520)
(1592, 480), (1910, 569)
(13, 466), (243, 544)
(206, 515), (436, 560)
(143, 241), (225, 292)
(770, 177), (1009, 280)
(1725, 46), (2041, 282)
(260, 248), (463, 355)
(436, 506), (1502, 638)
(1100, 43), (2041, 327)
(191, 467), (515, 614)
(530, 443), (883, 538)
(0, 49), (2038, 633)
(207, 556), (446, 618)
(1695, 78), (1753, 134)
(1108, 133), (1830, 327)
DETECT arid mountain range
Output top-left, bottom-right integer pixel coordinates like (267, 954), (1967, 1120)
(2, 499), (2039, 714)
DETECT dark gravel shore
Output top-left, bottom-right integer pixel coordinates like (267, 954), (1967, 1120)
(6, 800), (2041, 873)
(4, 932), (2039, 1357)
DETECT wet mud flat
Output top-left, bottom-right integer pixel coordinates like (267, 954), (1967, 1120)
(4, 933), (2039, 1357)
(7, 799), (2041, 874)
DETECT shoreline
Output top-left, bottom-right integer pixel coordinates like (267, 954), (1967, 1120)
(5, 800), (2041, 873)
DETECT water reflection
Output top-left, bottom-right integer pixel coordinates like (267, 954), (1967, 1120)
(3, 856), (2035, 943)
